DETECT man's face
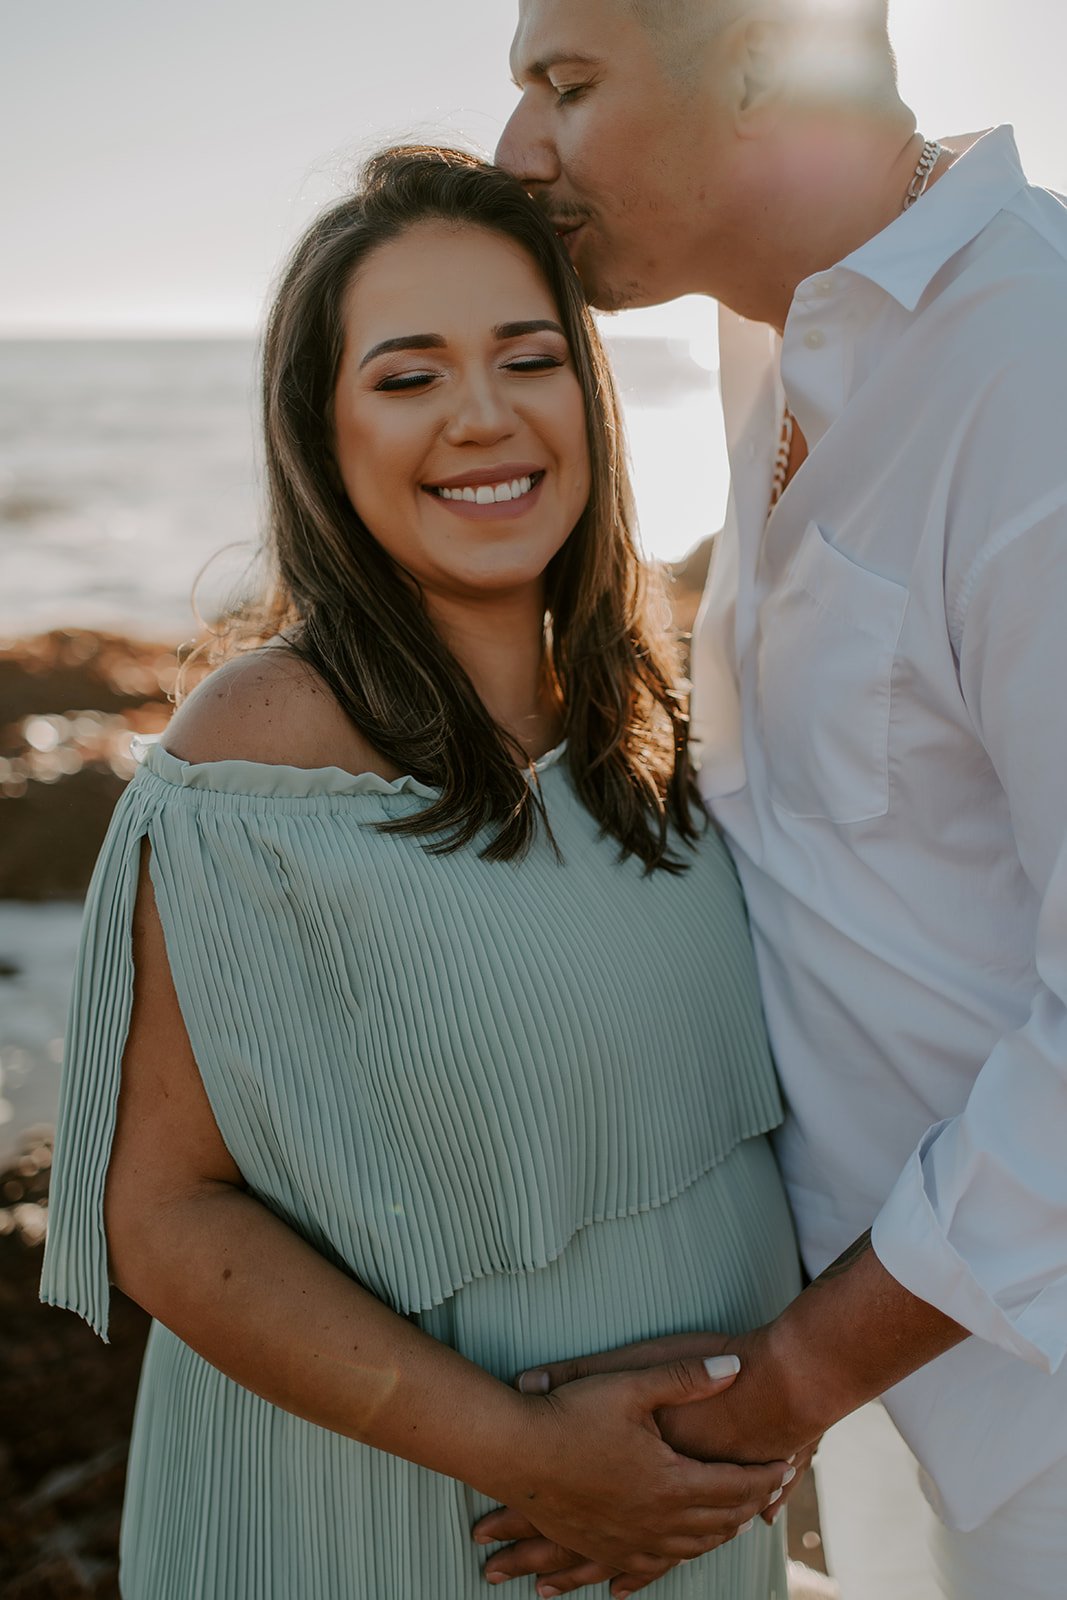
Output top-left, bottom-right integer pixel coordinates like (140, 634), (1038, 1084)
(497, 0), (735, 311)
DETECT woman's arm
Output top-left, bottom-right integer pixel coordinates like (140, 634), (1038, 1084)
(103, 850), (524, 1465)
(104, 846), (789, 1577)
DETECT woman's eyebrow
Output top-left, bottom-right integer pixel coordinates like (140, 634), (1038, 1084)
(495, 320), (566, 340)
(359, 321), (565, 368)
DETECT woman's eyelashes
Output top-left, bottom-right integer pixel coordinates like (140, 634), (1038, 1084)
(505, 355), (566, 374)
(376, 371), (438, 392)
(374, 354), (565, 393)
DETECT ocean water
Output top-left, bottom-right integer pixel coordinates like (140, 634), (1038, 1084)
(0, 904), (81, 1165)
(0, 333), (726, 640)
(0, 339), (263, 639)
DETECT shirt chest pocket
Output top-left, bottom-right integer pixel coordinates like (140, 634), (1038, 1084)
(756, 520), (909, 823)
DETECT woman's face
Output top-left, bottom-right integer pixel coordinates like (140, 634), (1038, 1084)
(333, 220), (591, 605)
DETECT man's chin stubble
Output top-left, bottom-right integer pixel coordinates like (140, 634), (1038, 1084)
(581, 273), (651, 313)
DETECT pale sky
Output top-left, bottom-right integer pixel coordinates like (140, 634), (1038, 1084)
(2, 0), (1064, 338)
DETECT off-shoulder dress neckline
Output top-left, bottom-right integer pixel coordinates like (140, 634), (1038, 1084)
(132, 735), (568, 801)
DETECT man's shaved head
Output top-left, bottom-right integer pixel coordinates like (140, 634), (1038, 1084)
(627, 0), (729, 73)
(630, 0), (890, 30)
(630, 0), (895, 93)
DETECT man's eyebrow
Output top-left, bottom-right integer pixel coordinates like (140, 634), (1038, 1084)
(359, 333), (446, 369)
(360, 322), (565, 369)
(511, 51), (601, 87)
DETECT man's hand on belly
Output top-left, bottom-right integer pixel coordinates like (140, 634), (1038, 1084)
(510, 1231), (966, 1461)
(473, 1233), (968, 1595)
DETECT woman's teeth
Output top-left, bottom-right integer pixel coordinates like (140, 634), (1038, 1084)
(437, 475), (535, 504)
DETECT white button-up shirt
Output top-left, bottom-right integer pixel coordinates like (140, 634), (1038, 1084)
(692, 127), (1067, 1529)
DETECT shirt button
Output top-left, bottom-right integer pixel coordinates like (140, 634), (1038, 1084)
(804, 328), (826, 350)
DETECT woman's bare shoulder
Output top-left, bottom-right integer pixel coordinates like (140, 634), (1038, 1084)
(161, 645), (389, 776)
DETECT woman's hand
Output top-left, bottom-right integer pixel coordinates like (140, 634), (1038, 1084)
(483, 1356), (791, 1582)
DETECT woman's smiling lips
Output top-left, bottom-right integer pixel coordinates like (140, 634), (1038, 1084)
(423, 464), (547, 522)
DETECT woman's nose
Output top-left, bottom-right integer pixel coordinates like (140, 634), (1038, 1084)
(441, 375), (517, 447)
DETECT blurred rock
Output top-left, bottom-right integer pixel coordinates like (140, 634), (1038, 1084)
(0, 630), (183, 726)
(0, 1138), (149, 1598)
(0, 631), (200, 900)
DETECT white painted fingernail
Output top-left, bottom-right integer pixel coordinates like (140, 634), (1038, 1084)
(768, 1487), (783, 1505)
(781, 1466), (797, 1486)
(739, 1519), (754, 1534)
(703, 1354), (741, 1378)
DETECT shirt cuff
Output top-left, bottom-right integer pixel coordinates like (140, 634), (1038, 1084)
(871, 1121), (1067, 1374)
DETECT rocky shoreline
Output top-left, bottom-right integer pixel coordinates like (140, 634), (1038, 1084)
(0, 1138), (150, 1597)
(0, 629), (192, 901)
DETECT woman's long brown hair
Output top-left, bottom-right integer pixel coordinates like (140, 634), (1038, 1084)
(195, 146), (700, 871)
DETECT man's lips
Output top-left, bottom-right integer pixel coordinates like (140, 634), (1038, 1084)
(550, 220), (587, 259)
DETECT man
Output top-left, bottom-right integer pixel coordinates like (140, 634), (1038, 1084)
(475, 2), (1067, 1597)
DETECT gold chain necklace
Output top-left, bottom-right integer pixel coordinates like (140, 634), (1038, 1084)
(768, 137), (945, 517)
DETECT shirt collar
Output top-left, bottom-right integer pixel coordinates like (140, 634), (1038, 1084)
(834, 126), (1029, 312)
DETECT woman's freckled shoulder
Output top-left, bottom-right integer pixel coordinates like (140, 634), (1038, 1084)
(161, 647), (381, 774)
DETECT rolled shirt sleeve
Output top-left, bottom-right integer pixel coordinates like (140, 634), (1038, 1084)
(872, 488), (1067, 1373)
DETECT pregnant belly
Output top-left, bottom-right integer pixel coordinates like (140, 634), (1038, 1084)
(418, 1136), (800, 1383)
(121, 1138), (796, 1600)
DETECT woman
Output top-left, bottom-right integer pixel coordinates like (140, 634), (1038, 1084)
(40, 147), (800, 1598)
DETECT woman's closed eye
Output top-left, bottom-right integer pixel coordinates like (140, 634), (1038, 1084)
(504, 354), (565, 374)
(375, 370), (440, 392)
(375, 355), (565, 393)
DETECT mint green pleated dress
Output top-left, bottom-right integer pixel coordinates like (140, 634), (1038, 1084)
(41, 738), (800, 1600)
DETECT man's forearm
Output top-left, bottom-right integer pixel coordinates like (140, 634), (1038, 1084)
(660, 1231), (968, 1462)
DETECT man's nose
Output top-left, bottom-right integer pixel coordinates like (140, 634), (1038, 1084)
(495, 99), (558, 187)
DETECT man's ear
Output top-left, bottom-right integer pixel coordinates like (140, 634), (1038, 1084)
(730, 16), (790, 129)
